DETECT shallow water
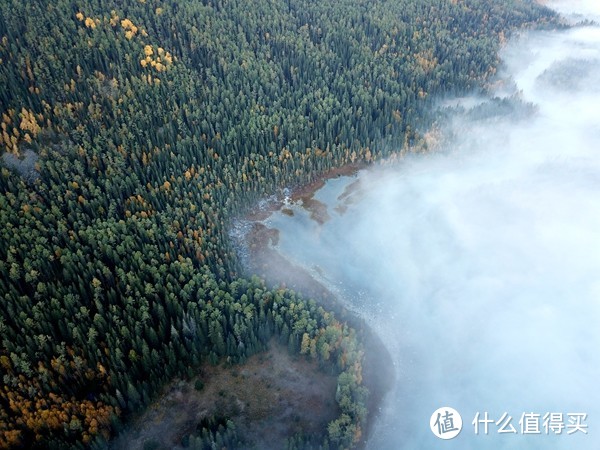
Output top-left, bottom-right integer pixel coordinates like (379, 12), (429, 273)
(260, 3), (600, 449)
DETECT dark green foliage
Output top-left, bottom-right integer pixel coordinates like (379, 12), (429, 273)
(0, 0), (556, 448)
(182, 418), (243, 450)
(286, 432), (330, 450)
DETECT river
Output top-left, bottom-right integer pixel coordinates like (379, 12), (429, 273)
(242, 1), (600, 449)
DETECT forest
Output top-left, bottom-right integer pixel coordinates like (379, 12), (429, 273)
(0, 0), (556, 448)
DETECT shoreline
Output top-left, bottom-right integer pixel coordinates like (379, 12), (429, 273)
(289, 161), (368, 203)
(239, 162), (395, 448)
(244, 161), (368, 223)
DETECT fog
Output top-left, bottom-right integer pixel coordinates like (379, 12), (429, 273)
(261, 1), (600, 449)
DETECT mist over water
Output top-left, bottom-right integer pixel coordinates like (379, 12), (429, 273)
(261, 2), (600, 449)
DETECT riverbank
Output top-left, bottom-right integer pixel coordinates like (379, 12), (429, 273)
(239, 162), (396, 448)
(244, 161), (368, 223)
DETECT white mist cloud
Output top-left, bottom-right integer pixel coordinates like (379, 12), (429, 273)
(265, 2), (600, 449)
(548, 0), (600, 22)
(352, 18), (600, 448)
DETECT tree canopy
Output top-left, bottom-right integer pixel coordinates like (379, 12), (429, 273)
(0, 0), (556, 448)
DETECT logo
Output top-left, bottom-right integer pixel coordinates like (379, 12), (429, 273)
(430, 407), (463, 440)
